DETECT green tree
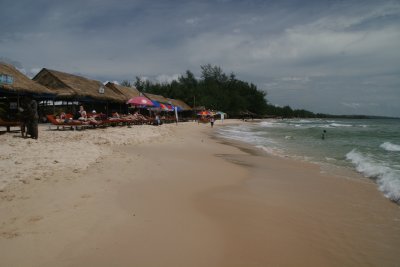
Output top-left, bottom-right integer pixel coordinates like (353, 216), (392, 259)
(121, 80), (131, 87)
(134, 76), (144, 91)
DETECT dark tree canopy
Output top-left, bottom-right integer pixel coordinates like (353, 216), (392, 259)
(129, 64), (324, 118)
(136, 65), (269, 117)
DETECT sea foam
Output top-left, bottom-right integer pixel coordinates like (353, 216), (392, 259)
(346, 149), (400, 203)
(330, 123), (352, 127)
(380, 142), (400, 152)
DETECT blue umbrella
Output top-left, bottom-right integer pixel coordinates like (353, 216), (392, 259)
(151, 100), (161, 108)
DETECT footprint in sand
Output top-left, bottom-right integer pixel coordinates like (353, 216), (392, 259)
(73, 194), (92, 208)
(1, 194), (15, 201)
(28, 215), (44, 223)
(0, 229), (20, 239)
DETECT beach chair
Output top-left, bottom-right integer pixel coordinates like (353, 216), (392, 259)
(46, 115), (88, 130)
(146, 116), (156, 125)
(0, 117), (21, 132)
(86, 113), (105, 128)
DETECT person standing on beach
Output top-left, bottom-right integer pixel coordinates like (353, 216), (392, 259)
(19, 97), (30, 138)
(210, 116), (215, 128)
(155, 114), (161, 126)
(21, 96), (38, 139)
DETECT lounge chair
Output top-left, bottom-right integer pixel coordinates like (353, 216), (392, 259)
(46, 115), (88, 130)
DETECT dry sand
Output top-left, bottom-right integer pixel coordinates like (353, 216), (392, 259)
(0, 124), (172, 191)
(0, 120), (399, 266)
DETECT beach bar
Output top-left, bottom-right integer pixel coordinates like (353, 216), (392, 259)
(0, 63), (55, 130)
(33, 68), (126, 115)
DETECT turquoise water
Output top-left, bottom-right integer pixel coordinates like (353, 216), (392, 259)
(217, 118), (400, 203)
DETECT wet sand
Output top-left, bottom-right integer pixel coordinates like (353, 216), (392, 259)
(0, 120), (399, 266)
(199, 139), (400, 266)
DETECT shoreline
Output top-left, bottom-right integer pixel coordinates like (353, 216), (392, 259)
(1, 120), (400, 266)
(206, 133), (400, 266)
(212, 129), (378, 185)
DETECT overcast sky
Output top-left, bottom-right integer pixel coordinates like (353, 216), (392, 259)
(1, 0), (399, 116)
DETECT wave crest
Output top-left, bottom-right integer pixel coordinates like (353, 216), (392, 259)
(346, 149), (400, 203)
(330, 123), (352, 127)
(380, 142), (400, 152)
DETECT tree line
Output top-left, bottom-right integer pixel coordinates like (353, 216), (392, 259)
(122, 64), (320, 118)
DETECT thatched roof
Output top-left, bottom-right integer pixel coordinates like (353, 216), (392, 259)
(105, 82), (140, 102)
(33, 68), (125, 103)
(0, 63), (53, 95)
(143, 92), (170, 104)
(167, 98), (192, 111)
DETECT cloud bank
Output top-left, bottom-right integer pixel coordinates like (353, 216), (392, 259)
(1, 0), (399, 116)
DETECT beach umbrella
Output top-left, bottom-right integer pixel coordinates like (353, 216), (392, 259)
(127, 96), (154, 106)
(151, 100), (161, 108)
(197, 110), (211, 116)
(159, 103), (171, 111)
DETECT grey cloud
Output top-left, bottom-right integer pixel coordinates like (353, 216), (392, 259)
(1, 0), (399, 116)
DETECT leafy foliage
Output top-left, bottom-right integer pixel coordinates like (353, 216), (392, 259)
(135, 65), (269, 116)
(130, 64), (332, 118)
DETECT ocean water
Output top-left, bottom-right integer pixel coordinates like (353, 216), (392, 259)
(217, 118), (400, 203)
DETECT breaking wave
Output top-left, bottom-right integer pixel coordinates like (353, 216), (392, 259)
(346, 149), (400, 203)
(380, 142), (400, 152)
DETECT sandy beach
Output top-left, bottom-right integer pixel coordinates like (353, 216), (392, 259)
(1, 120), (400, 266)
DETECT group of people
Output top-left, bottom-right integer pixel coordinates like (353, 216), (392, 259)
(15, 102), (216, 140)
(69, 106), (154, 125)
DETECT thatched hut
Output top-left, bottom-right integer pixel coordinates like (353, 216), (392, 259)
(33, 68), (129, 115)
(0, 63), (53, 97)
(0, 63), (55, 121)
(105, 82), (140, 102)
(166, 98), (193, 120)
(167, 98), (192, 111)
(143, 92), (170, 104)
(33, 68), (125, 103)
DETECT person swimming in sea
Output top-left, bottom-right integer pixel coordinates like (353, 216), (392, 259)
(322, 130), (327, 140)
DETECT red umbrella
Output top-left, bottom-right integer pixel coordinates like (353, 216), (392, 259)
(197, 110), (211, 116)
(127, 96), (154, 106)
(159, 103), (169, 111)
